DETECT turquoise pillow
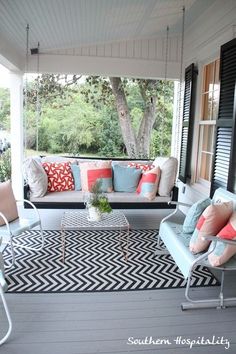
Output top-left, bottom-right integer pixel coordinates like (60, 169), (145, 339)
(183, 198), (211, 234)
(71, 164), (81, 191)
(113, 164), (142, 192)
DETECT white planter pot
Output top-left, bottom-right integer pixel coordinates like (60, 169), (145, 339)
(88, 206), (101, 221)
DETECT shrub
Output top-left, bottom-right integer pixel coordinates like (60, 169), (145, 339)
(0, 149), (11, 182)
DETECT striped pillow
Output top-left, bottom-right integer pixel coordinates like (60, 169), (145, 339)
(136, 166), (161, 200)
(189, 202), (233, 254)
(208, 212), (236, 266)
(80, 160), (113, 192)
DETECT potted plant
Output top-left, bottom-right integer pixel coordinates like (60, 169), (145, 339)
(85, 180), (112, 221)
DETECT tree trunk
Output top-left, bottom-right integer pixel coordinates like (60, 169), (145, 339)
(137, 81), (157, 158)
(109, 77), (138, 158)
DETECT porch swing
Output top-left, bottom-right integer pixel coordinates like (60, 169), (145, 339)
(23, 18), (181, 210)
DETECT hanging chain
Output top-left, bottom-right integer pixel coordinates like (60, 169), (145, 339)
(176, 6), (185, 159)
(36, 42), (40, 152)
(24, 24), (29, 155)
(160, 25), (169, 156)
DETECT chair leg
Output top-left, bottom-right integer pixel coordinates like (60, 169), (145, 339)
(154, 233), (169, 256)
(181, 269), (236, 310)
(3, 223), (44, 269)
(4, 236), (15, 269)
(0, 285), (12, 346)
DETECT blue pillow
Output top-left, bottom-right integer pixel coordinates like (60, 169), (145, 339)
(70, 164), (81, 191)
(113, 164), (142, 192)
(183, 198), (211, 234)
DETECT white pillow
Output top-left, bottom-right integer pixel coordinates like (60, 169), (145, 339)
(23, 158), (48, 197)
(158, 157), (178, 196)
(153, 157), (168, 168)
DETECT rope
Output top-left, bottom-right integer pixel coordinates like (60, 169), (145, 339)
(36, 42), (40, 152)
(24, 24), (29, 156)
(160, 25), (169, 156)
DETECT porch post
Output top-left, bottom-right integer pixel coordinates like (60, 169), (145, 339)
(9, 71), (24, 199)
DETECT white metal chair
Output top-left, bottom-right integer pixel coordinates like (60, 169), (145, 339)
(0, 199), (44, 269)
(0, 238), (12, 345)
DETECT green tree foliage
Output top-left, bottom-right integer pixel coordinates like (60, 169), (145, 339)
(0, 88), (10, 131)
(22, 74), (173, 157)
(81, 76), (173, 157)
(0, 149), (11, 182)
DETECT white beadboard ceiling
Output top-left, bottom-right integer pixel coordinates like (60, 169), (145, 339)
(0, 0), (215, 57)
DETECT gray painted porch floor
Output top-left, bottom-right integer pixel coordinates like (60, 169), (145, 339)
(1, 209), (236, 354)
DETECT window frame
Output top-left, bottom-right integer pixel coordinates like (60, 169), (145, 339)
(195, 59), (220, 190)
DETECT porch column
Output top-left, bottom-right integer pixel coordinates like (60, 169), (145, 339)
(9, 71), (24, 199)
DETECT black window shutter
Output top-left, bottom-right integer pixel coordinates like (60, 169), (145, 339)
(178, 63), (197, 183)
(210, 38), (236, 196)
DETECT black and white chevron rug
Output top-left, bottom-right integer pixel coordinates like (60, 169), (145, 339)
(5, 230), (219, 293)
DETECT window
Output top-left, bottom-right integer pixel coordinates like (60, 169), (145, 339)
(197, 59), (220, 186)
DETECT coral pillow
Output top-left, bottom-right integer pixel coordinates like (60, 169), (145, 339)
(189, 202), (233, 254)
(208, 212), (236, 267)
(128, 162), (155, 172)
(43, 162), (74, 192)
(0, 181), (18, 226)
(80, 160), (113, 192)
(136, 166), (161, 200)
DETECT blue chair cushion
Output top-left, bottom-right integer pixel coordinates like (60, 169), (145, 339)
(0, 217), (40, 237)
(159, 220), (195, 278)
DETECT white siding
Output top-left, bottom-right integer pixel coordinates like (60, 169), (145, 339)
(178, 0), (236, 206)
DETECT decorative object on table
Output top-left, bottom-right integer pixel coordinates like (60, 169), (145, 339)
(84, 180), (112, 221)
